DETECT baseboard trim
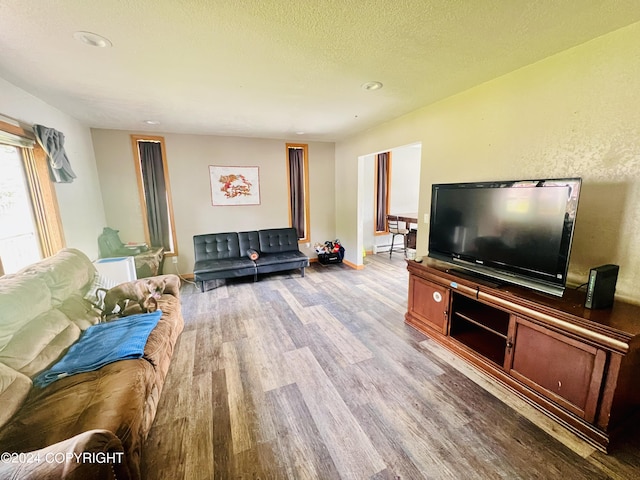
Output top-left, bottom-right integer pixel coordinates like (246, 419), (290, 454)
(342, 259), (364, 270)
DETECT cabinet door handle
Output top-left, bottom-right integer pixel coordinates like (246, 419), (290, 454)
(506, 338), (514, 350)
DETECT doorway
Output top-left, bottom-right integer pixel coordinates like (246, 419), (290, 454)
(360, 142), (422, 258)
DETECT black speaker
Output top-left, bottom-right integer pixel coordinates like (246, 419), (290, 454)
(584, 264), (619, 309)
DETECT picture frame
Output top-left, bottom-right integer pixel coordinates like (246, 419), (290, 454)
(209, 165), (261, 206)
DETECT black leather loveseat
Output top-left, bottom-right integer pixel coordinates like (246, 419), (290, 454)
(193, 227), (310, 292)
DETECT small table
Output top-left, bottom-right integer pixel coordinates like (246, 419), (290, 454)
(393, 213), (418, 226)
(391, 213), (418, 249)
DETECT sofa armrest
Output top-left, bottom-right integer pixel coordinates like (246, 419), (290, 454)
(0, 429), (130, 480)
(152, 274), (181, 298)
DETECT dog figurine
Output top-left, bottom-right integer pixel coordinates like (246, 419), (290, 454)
(98, 277), (167, 320)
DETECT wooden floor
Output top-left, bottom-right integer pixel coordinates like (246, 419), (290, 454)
(141, 254), (640, 479)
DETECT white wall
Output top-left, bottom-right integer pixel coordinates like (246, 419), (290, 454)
(91, 129), (335, 274)
(337, 21), (640, 303)
(0, 77), (106, 259)
(389, 143), (421, 214)
(362, 154), (375, 251)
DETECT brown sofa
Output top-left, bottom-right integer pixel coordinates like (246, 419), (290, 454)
(0, 249), (183, 480)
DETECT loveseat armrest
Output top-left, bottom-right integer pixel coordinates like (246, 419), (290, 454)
(0, 429), (130, 480)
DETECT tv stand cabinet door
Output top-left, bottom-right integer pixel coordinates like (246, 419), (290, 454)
(509, 316), (606, 422)
(407, 276), (450, 334)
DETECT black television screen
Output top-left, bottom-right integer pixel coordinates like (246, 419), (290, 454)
(428, 178), (581, 296)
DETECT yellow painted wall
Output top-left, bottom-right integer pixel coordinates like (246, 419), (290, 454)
(336, 22), (640, 303)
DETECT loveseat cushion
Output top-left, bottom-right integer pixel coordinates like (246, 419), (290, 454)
(193, 257), (256, 278)
(258, 228), (300, 253)
(194, 232), (241, 261)
(0, 363), (32, 429)
(254, 250), (309, 267)
(255, 251), (310, 276)
(238, 230), (261, 255)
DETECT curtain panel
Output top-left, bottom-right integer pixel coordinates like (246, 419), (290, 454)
(139, 141), (171, 250)
(33, 124), (76, 183)
(375, 152), (390, 232)
(288, 148), (305, 239)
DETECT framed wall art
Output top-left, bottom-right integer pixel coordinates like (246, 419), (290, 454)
(209, 165), (261, 206)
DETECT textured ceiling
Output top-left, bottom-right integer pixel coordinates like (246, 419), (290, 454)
(1, 1), (640, 141)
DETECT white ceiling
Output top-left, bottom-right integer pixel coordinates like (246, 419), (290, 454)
(1, 1), (640, 142)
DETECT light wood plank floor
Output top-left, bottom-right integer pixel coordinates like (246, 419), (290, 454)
(141, 254), (640, 479)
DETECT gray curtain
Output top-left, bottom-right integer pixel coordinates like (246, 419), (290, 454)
(375, 152), (390, 231)
(288, 148), (305, 239)
(139, 141), (170, 249)
(33, 124), (76, 183)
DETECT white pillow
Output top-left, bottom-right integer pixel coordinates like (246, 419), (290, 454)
(83, 272), (117, 309)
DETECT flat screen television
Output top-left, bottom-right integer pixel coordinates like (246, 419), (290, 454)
(428, 178), (581, 296)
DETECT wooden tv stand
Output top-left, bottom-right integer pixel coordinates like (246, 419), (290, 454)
(405, 259), (640, 452)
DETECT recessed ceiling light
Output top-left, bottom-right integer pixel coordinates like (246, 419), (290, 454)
(73, 31), (112, 48)
(362, 81), (383, 91)
(295, 131), (305, 135)
(143, 120), (160, 125)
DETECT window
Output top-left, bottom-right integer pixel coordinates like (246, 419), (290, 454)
(286, 143), (310, 242)
(130, 135), (178, 256)
(374, 151), (391, 235)
(0, 143), (41, 273)
(0, 120), (65, 274)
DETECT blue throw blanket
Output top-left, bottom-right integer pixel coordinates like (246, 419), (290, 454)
(34, 310), (162, 388)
